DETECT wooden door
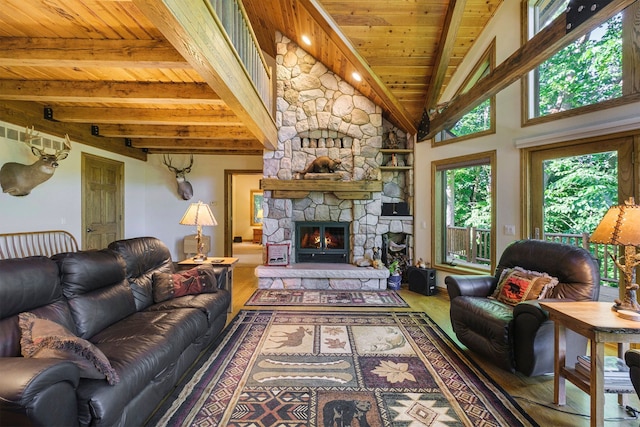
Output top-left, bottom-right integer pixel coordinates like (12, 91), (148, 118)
(82, 153), (123, 250)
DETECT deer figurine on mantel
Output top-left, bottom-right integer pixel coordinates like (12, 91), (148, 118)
(163, 154), (194, 200)
(0, 126), (71, 196)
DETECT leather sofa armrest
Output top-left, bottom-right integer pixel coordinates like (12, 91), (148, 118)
(626, 349), (640, 368)
(444, 275), (496, 299)
(211, 266), (228, 290)
(0, 358), (80, 427)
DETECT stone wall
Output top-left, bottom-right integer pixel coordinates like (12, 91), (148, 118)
(262, 32), (412, 267)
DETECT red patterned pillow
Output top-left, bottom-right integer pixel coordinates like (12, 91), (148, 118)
(492, 267), (559, 306)
(152, 266), (217, 303)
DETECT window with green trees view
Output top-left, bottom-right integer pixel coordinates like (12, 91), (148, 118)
(435, 41), (495, 144)
(527, 0), (623, 118)
(433, 152), (495, 270)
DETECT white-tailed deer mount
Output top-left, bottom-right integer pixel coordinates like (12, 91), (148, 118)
(163, 154), (194, 200)
(0, 127), (71, 197)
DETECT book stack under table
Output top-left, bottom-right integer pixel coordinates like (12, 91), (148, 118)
(574, 355), (635, 393)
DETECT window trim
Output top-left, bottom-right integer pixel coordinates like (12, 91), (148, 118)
(431, 150), (497, 274)
(521, 1), (638, 127)
(433, 39), (496, 146)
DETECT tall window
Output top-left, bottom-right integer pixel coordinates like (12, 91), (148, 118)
(525, 136), (635, 288)
(524, 0), (625, 122)
(434, 40), (496, 144)
(432, 151), (496, 272)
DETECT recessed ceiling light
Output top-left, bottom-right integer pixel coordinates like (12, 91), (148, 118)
(352, 72), (362, 82)
(301, 35), (311, 46)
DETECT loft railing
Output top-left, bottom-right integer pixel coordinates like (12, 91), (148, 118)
(446, 227), (619, 287)
(207, 0), (272, 107)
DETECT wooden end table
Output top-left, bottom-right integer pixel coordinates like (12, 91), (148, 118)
(177, 257), (238, 313)
(540, 301), (640, 427)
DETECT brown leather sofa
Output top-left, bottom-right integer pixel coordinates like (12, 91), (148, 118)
(0, 237), (230, 426)
(445, 239), (600, 376)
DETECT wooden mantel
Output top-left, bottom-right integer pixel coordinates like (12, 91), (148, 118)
(260, 178), (382, 200)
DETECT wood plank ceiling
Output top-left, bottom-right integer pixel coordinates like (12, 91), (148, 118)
(0, 0), (503, 159)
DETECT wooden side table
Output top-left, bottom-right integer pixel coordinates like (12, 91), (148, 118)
(177, 257), (238, 313)
(540, 301), (640, 427)
(253, 228), (263, 244)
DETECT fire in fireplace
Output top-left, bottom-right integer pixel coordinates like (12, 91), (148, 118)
(295, 221), (349, 263)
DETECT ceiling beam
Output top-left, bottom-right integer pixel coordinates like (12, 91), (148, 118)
(49, 107), (243, 126)
(0, 38), (189, 68)
(301, 0), (417, 134)
(0, 80), (222, 104)
(423, 0), (636, 140)
(95, 123), (258, 140)
(130, 138), (263, 149)
(0, 101), (146, 161)
(146, 148), (263, 155)
(132, 0), (277, 150)
(423, 0), (466, 112)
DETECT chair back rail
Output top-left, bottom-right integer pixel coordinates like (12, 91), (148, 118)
(0, 230), (78, 259)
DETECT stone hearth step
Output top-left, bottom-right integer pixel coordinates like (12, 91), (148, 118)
(255, 263), (390, 290)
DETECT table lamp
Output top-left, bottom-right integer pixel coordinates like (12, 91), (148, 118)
(180, 201), (217, 261)
(589, 197), (640, 316)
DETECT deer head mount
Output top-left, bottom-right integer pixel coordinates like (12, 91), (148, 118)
(163, 154), (194, 200)
(0, 126), (71, 197)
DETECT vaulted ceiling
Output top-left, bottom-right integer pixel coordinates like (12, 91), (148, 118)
(0, 0), (632, 160)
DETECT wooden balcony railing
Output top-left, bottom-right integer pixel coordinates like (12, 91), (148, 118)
(208, 0), (272, 107)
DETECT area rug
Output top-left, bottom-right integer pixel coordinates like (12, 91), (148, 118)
(246, 289), (409, 307)
(147, 310), (537, 426)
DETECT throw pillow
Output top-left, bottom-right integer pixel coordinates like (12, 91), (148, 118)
(19, 312), (120, 385)
(152, 266), (218, 303)
(492, 266), (559, 306)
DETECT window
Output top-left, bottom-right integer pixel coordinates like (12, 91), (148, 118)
(432, 151), (496, 272)
(434, 40), (496, 144)
(524, 135), (636, 290)
(524, 0), (628, 123)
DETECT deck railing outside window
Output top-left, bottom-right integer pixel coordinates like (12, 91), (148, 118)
(208, 0), (272, 107)
(446, 227), (619, 286)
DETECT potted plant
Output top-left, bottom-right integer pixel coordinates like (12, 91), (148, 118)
(387, 260), (402, 290)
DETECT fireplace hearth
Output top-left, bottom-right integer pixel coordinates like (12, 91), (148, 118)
(295, 221), (349, 263)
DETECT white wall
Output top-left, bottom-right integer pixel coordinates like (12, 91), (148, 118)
(413, 0), (640, 279)
(0, 121), (263, 260)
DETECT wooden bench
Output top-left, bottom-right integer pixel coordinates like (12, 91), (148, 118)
(0, 230), (79, 259)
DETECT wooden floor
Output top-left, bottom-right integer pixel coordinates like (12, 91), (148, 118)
(230, 266), (640, 426)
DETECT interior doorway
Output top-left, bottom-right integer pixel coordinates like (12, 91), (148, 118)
(224, 170), (263, 265)
(81, 153), (124, 250)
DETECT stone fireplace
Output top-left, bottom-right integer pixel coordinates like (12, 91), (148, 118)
(255, 32), (413, 290)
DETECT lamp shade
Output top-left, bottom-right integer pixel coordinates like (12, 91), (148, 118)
(179, 201), (217, 227)
(590, 198), (640, 246)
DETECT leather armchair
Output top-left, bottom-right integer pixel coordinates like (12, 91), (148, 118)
(445, 239), (600, 376)
(625, 349), (640, 398)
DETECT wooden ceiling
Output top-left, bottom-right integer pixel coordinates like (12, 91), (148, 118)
(0, 0), (504, 158)
(1, 0), (629, 159)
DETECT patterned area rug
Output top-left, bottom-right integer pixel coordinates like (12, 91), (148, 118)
(246, 289), (409, 307)
(148, 310), (537, 426)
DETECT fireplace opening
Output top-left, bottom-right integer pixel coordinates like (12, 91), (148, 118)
(296, 221), (349, 263)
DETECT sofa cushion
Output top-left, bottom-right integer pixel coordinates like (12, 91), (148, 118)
(53, 250), (136, 339)
(108, 237), (174, 311)
(75, 308), (208, 426)
(19, 312), (119, 385)
(152, 266), (218, 303)
(492, 267), (558, 306)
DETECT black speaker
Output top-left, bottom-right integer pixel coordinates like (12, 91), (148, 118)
(407, 267), (436, 296)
